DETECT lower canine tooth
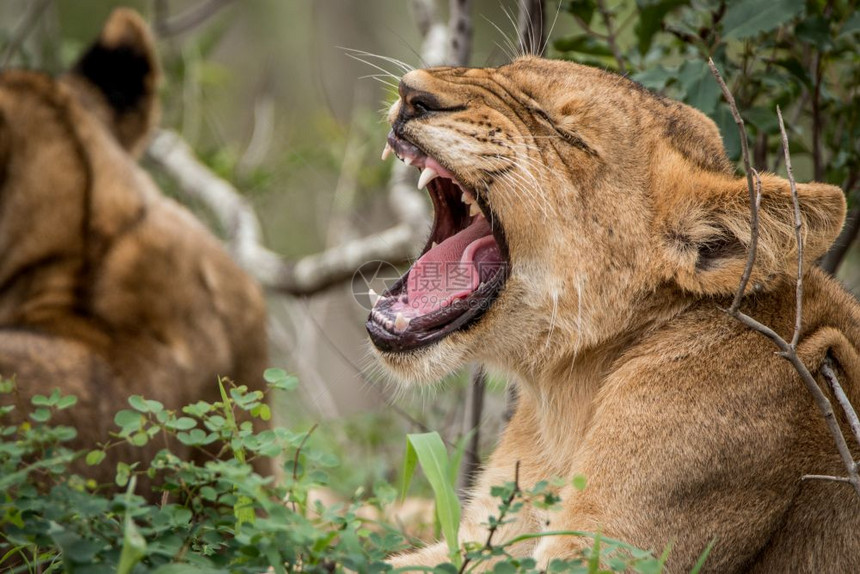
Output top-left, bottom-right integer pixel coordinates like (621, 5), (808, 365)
(368, 288), (379, 307)
(381, 144), (393, 161)
(469, 203), (481, 217)
(403, 156), (413, 166)
(418, 167), (439, 189)
(394, 312), (410, 332)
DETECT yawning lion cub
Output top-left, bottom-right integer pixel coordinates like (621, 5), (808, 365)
(369, 57), (860, 572)
(0, 10), (267, 490)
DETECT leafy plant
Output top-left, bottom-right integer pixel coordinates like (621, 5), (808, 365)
(398, 432), (709, 573)
(0, 376), (407, 573)
(555, 0), (859, 195)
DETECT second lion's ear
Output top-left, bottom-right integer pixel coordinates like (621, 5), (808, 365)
(66, 8), (160, 156)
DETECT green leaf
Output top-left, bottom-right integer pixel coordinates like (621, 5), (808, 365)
(636, 0), (686, 55)
(565, 0), (597, 26)
(587, 532), (601, 573)
(572, 475), (587, 491)
(796, 16), (833, 50)
(117, 479), (147, 574)
(55, 395), (77, 410)
(553, 35), (613, 57)
(128, 395), (149, 412)
(841, 12), (860, 36)
(722, 0), (805, 40)
(29, 407), (51, 423)
(86, 449), (106, 466)
(742, 106), (780, 134)
(631, 65), (675, 91)
(252, 403), (272, 421)
(167, 416), (197, 430)
(403, 432), (462, 566)
(31, 394), (51, 407)
(264, 368), (298, 391)
(678, 59), (721, 115)
(114, 409), (143, 430)
(711, 104), (742, 161)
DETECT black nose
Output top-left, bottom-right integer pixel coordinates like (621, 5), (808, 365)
(397, 80), (441, 122)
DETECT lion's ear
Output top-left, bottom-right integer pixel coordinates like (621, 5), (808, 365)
(660, 170), (845, 296)
(67, 8), (160, 156)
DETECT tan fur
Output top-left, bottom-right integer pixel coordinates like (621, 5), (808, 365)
(0, 10), (268, 492)
(376, 57), (860, 572)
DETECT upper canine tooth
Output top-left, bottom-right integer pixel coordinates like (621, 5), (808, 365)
(394, 312), (410, 332)
(417, 167), (439, 189)
(381, 143), (393, 161)
(469, 203), (481, 217)
(403, 156), (413, 166)
(461, 191), (473, 205)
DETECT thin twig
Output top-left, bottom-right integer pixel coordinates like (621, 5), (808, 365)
(708, 58), (760, 313)
(801, 474), (853, 484)
(457, 461), (521, 574)
(596, 0), (626, 73)
(714, 69), (860, 497)
(731, 311), (860, 496)
(777, 106), (803, 350)
(822, 360), (860, 449)
(1, 0), (52, 68)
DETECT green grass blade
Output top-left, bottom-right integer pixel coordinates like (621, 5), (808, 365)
(117, 478), (147, 574)
(689, 539), (715, 574)
(405, 432), (462, 566)
(400, 436), (419, 502)
(449, 428), (476, 487)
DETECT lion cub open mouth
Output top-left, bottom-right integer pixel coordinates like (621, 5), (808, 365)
(366, 131), (509, 353)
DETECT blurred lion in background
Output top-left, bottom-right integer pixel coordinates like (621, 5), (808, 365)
(0, 9), (268, 490)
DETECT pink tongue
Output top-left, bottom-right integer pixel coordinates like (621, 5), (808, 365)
(406, 217), (495, 316)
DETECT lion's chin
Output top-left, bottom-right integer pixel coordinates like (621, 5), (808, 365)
(370, 336), (473, 386)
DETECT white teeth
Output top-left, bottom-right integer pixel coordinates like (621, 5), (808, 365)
(461, 191), (472, 205)
(469, 203), (481, 217)
(403, 156), (413, 166)
(431, 241), (438, 248)
(381, 143), (392, 161)
(417, 167), (439, 189)
(368, 288), (379, 307)
(394, 312), (410, 332)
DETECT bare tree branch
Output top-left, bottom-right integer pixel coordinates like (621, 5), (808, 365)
(145, 2), (466, 295)
(596, 0), (626, 73)
(459, 366), (486, 493)
(1, 0), (52, 68)
(710, 66), (860, 497)
(153, 0), (237, 37)
(147, 130), (424, 295)
(708, 58), (761, 314)
(778, 106), (803, 350)
(822, 360), (860, 450)
(448, 0), (473, 67)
